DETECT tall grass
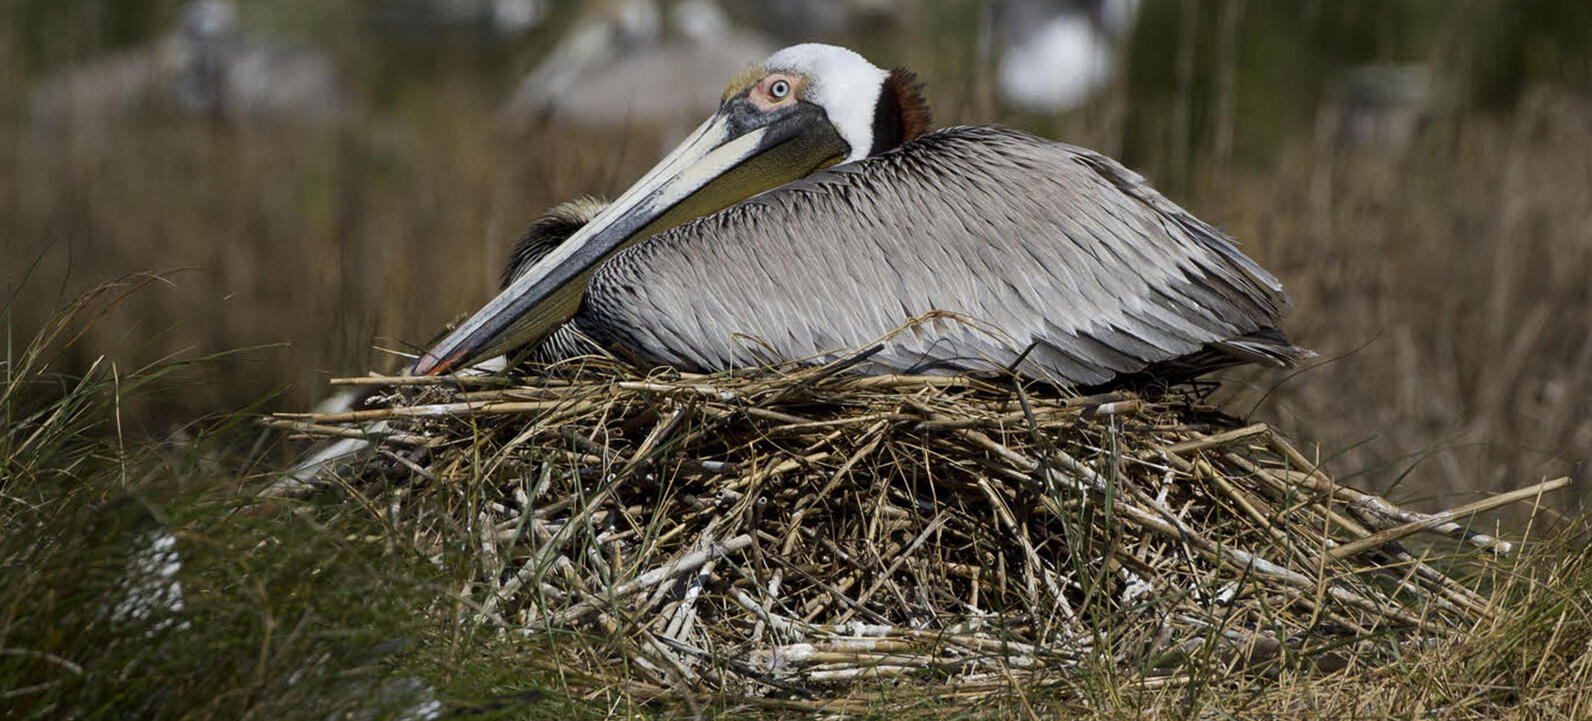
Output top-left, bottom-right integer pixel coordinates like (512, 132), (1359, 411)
(0, 280), (588, 719)
(1221, 90), (1592, 514)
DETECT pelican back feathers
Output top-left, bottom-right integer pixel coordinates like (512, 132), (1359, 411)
(568, 126), (1307, 386)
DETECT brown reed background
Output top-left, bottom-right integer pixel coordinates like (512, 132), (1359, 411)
(2, 0), (1588, 516)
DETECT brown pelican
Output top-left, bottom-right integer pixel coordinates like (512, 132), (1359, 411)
(416, 43), (1309, 387)
(374, 0), (548, 37)
(497, 0), (774, 141)
(996, 0), (1141, 113)
(28, 0), (340, 138)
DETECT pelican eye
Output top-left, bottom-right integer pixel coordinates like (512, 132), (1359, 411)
(770, 79), (791, 100)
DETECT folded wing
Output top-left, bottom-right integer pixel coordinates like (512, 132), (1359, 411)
(576, 125), (1306, 386)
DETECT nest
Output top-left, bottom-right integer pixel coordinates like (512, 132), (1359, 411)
(269, 353), (1550, 699)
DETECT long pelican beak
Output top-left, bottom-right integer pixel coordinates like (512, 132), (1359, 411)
(412, 99), (848, 376)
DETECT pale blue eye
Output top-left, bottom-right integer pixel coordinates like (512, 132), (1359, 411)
(771, 79), (791, 99)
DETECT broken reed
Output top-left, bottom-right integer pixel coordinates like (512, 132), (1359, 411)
(270, 357), (1563, 697)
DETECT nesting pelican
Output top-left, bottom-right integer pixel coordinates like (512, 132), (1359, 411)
(417, 43), (1309, 387)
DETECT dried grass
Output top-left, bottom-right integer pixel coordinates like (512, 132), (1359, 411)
(272, 353), (1561, 701)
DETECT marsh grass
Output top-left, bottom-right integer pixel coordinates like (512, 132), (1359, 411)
(1218, 89), (1592, 517)
(0, 281), (582, 720)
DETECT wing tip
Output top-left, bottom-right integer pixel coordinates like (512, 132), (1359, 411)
(1212, 327), (1316, 368)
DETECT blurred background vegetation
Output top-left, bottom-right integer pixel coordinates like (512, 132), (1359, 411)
(3, 0), (1589, 516)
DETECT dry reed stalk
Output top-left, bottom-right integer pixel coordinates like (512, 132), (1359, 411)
(271, 357), (1550, 696)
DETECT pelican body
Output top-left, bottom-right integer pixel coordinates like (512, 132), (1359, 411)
(416, 44), (1308, 387)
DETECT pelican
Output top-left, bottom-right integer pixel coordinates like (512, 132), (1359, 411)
(416, 43), (1309, 387)
(28, 0), (340, 139)
(497, 0), (774, 140)
(996, 0), (1141, 113)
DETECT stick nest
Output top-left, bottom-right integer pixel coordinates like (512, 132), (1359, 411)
(272, 356), (1518, 699)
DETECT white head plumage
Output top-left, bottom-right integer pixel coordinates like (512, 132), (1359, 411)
(764, 44), (890, 163)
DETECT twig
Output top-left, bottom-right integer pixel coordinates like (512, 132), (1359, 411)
(554, 535), (753, 625)
(1327, 477), (1568, 560)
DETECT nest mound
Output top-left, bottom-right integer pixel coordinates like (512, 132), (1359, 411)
(273, 357), (1523, 698)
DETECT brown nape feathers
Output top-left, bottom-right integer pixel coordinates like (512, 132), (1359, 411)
(870, 68), (934, 155)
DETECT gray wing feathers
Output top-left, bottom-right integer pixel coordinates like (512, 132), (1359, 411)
(581, 125), (1294, 386)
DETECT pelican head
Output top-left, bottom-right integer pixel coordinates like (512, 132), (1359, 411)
(414, 43), (930, 375)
